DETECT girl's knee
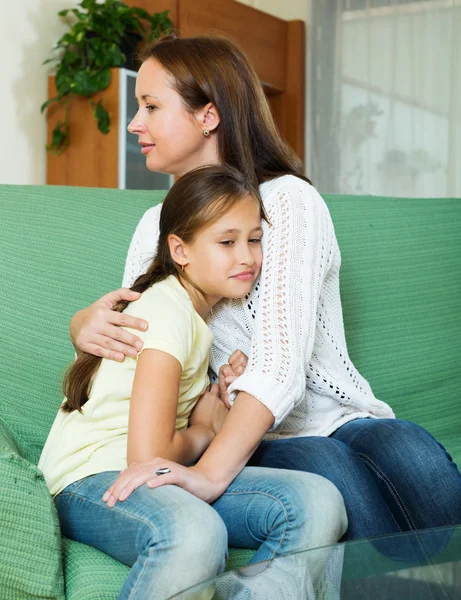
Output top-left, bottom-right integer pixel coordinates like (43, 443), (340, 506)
(292, 472), (347, 540)
(181, 503), (228, 560)
(129, 501), (227, 597)
(137, 488), (228, 563)
(311, 474), (348, 539)
(265, 471), (348, 546)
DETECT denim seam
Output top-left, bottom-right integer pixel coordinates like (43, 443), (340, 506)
(128, 552), (150, 600)
(59, 491), (162, 598)
(337, 421), (412, 534)
(356, 452), (416, 532)
(58, 490), (161, 535)
(59, 477), (90, 495)
(221, 491), (290, 560)
(355, 458), (445, 578)
(354, 454), (451, 600)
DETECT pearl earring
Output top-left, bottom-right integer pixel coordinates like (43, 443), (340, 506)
(203, 130), (210, 137)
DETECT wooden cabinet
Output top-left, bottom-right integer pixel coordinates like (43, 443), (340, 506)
(46, 0), (305, 187)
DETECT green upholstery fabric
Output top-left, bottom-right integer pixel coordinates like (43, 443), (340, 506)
(62, 538), (129, 600)
(0, 418), (65, 599)
(0, 184), (459, 599)
(0, 184), (164, 599)
(326, 196), (461, 463)
(59, 540), (254, 598)
(0, 185), (165, 465)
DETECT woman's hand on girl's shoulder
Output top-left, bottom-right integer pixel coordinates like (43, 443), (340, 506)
(189, 383), (228, 435)
(70, 288), (148, 361)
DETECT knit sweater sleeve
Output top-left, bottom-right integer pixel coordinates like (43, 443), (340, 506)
(227, 176), (336, 428)
(122, 204), (162, 288)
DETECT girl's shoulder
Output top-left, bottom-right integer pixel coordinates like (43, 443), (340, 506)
(141, 276), (189, 305)
(126, 276), (192, 321)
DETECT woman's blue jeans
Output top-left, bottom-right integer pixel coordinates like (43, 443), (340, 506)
(249, 418), (461, 541)
(54, 466), (347, 600)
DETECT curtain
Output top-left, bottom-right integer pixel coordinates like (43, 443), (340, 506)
(308, 0), (461, 197)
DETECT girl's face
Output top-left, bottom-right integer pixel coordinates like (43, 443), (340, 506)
(178, 195), (263, 315)
(128, 59), (221, 177)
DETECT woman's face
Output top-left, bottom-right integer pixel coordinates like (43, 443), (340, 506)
(128, 59), (221, 177)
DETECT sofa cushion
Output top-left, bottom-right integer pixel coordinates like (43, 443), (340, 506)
(62, 538), (129, 600)
(0, 418), (65, 599)
(61, 538), (256, 600)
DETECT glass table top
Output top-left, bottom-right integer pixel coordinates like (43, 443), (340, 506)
(170, 525), (461, 599)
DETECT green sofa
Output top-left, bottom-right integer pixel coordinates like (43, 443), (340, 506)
(0, 184), (460, 600)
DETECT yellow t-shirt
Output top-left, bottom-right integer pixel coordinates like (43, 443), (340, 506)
(39, 276), (213, 496)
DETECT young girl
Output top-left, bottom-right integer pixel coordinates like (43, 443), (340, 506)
(39, 165), (347, 600)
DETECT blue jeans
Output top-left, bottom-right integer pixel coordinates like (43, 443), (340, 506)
(55, 467), (347, 599)
(249, 418), (461, 541)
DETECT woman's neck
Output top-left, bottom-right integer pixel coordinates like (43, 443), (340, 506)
(173, 141), (222, 178)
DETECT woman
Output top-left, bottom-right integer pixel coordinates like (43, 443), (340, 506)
(71, 34), (461, 544)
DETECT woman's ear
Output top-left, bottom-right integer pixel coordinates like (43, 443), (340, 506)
(168, 234), (188, 269)
(196, 102), (220, 133)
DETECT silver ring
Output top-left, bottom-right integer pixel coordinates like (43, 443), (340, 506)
(155, 467), (171, 476)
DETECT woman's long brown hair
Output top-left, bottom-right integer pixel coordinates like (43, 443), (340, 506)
(62, 166), (264, 413)
(138, 34), (310, 186)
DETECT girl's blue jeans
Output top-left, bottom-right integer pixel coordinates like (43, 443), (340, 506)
(55, 466), (347, 600)
(249, 418), (461, 541)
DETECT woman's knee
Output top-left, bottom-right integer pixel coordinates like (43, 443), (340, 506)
(345, 419), (446, 464)
(257, 436), (364, 477)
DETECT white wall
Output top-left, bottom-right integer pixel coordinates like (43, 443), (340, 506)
(0, 0), (79, 184)
(0, 0), (308, 185)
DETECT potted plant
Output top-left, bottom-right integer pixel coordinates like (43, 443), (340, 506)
(42, 0), (173, 154)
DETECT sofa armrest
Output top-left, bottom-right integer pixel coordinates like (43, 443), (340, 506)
(0, 417), (65, 600)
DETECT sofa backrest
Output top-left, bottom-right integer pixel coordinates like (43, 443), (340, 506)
(327, 195), (460, 465)
(0, 185), (164, 463)
(1, 185), (459, 466)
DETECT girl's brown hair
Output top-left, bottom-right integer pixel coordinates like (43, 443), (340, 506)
(138, 34), (310, 186)
(62, 165), (264, 413)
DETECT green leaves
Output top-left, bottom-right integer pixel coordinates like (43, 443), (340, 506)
(40, 96), (58, 114)
(47, 120), (70, 155)
(149, 11), (173, 41)
(43, 0), (173, 153)
(91, 100), (110, 134)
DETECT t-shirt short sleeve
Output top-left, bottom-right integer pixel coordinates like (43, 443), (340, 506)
(130, 280), (194, 370)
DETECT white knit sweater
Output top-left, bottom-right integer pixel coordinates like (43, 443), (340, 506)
(122, 175), (394, 438)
